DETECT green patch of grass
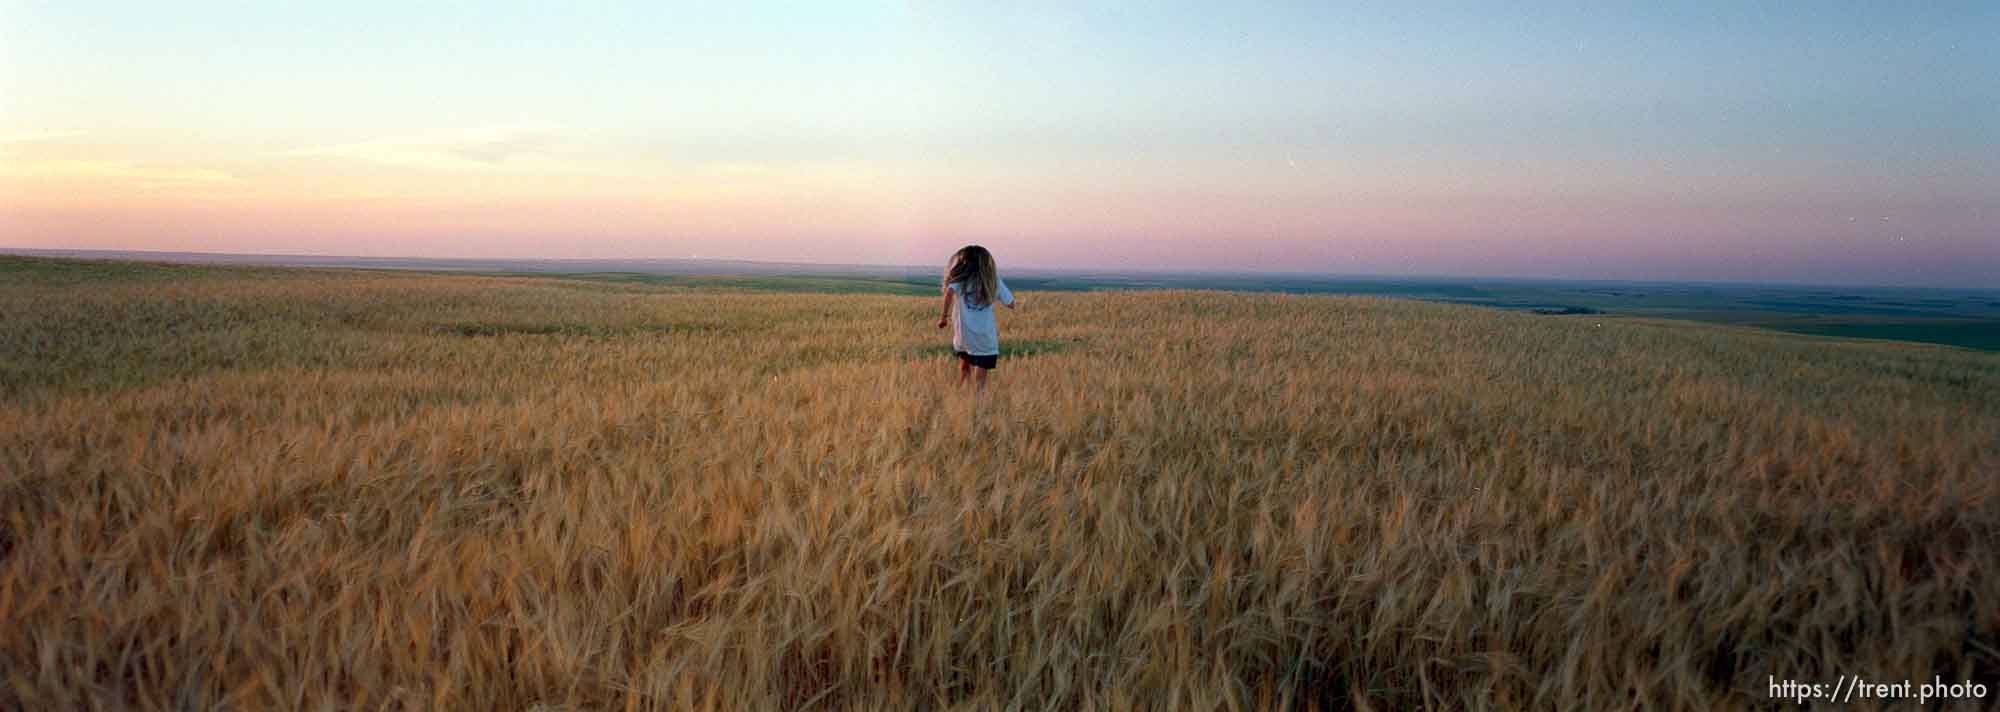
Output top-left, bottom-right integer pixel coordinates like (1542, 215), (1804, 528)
(1755, 320), (2000, 351)
(0, 255), (354, 286)
(0, 255), (219, 285)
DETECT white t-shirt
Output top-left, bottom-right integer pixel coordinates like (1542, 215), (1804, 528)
(947, 278), (1013, 356)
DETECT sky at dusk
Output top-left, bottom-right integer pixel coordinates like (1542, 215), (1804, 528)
(1, 2), (1994, 286)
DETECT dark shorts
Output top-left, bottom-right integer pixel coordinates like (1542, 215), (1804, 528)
(954, 351), (998, 369)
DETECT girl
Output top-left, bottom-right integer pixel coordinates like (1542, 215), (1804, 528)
(936, 245), (1018, 391)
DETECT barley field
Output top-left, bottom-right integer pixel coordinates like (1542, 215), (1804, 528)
(2, 255), (1995, 710)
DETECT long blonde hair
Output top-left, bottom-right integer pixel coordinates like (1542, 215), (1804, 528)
(944, 245), (999, 308)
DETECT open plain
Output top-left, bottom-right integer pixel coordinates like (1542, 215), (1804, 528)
(2, 256), (1995, 709)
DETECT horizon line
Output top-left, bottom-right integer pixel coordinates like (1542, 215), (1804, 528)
(3, 246), (1994, 293)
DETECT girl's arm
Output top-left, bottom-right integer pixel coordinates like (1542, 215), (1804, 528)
(937, 287), (954, 328)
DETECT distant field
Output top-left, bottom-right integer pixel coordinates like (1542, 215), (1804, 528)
(10, 248), (1997, 350)
(2, 255), (1996, 709)
(1754, 319), (2000, 352)
(504, 269), (2000, 352)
